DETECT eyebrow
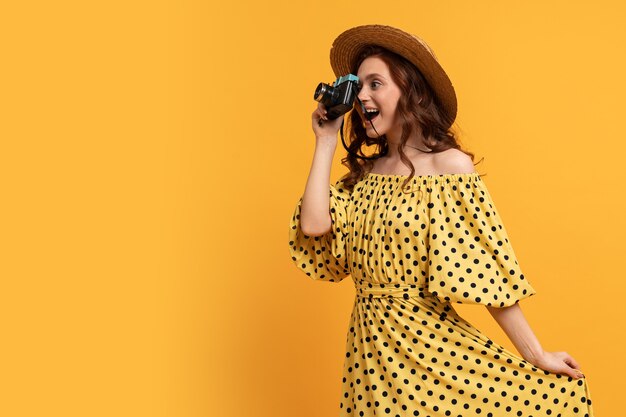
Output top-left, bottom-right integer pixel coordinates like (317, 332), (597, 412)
(359, 73), (386, 81)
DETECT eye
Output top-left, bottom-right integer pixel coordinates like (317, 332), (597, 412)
(356, 80), (381, 91)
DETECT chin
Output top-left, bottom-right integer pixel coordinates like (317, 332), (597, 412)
(364, 126), (386, 138)
(361, 116), (387, 138)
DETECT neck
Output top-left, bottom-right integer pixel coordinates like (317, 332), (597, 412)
(383, 125), (431, 157)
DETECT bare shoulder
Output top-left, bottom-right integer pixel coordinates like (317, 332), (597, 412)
(434, 148), (476, 174)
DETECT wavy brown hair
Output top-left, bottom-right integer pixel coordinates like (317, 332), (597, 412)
(339, 45), (483, 193)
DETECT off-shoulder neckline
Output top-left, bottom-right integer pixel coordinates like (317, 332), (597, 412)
(365, 172), (481, 180)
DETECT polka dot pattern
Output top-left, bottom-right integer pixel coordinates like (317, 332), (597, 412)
(289, 181), (351, 282)
(288, 172), (595, 416)
(424, 173), (536, 307)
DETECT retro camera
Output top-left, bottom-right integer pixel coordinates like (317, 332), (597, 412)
(314, 74), (361, 120)
(313, 73), (386, 160)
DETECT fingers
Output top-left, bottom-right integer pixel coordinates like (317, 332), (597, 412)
(559, 357), (583, 379)
(564, 356), (581, 371)
(311, 103), (345, 136)
(562, 355), (583, 379)
(316, 112), (326, 127)
(541, 351), (585, 380)
(569, 368), (585, 379)
(313, 105), (327, 122)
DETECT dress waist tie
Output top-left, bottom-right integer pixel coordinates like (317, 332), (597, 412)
(355, 282), (436, 300)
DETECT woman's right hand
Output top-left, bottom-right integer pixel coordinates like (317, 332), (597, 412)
(311, 102), (345, 139)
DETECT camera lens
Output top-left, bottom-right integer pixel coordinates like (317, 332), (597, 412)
(314, 83), (331, 102)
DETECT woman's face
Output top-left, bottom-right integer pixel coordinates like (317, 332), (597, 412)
(355, 56), (402, 138)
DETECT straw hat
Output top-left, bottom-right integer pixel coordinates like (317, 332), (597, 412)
(329, 24), (457, 128)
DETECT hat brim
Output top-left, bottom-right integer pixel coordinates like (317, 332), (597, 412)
(330, 24), (457, 128)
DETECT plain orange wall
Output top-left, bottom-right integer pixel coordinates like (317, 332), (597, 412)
(0, 1), (622, 416)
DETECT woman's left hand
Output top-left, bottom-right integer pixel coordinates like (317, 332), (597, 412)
(528, 350), (585, 379)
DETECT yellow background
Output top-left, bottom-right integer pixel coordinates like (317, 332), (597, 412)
(0, 1), (621, 416)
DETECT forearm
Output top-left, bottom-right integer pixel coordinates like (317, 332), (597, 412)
(486, 304), (544, 363)
(300, 136), (337, 236)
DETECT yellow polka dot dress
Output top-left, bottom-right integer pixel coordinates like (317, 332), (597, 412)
(288, 172), (595, 417)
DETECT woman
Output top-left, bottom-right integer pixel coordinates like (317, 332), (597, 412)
(289, 24), (595, 416)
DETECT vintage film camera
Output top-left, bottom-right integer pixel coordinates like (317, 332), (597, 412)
(314, 74), (361, 121)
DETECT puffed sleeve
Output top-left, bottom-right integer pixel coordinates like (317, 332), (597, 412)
(426, 174), (537, 307)
(288, 178), (351, 283)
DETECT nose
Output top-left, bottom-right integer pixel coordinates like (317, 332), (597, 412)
(357, 85), (370, 102)
(356, 88), (370, 116)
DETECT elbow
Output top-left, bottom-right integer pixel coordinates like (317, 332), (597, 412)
(301, 217), (333, 237)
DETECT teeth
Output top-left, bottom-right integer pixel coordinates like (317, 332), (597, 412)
(366, 109), (378, 113)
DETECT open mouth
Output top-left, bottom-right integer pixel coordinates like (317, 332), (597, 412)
(364, 109), (380, 122)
